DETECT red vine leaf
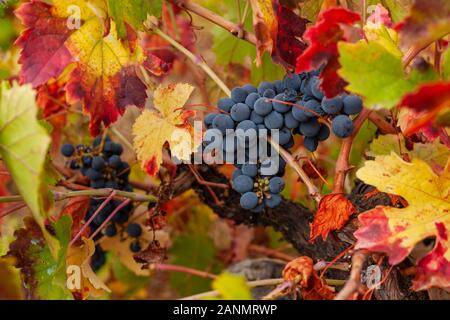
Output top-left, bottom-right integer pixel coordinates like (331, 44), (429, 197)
(283, 256), (335, 300)
(395, 0), (450, 50)
(15, 0), (168, 136)
(310, 194), (357, 243)
(355, 154), (450, 290)
(36, 80), (68, 153)
(295, 7), (361, 97)
(54, 196), (91, 240)
(5, 217), (45, 298)
(399, 81), (450, 136)
(271, 3), (308, 70)
(249, 0), (279, 66)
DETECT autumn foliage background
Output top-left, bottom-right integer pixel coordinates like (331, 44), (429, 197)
(0, 0), (449, 300)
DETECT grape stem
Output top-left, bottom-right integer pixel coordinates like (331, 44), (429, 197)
(334, 249), (369, 300)
(70, 190), (117, 246)
(0, 188), (157, 204)
(332, 108), (371, 194)
(151, 263), (217, 280)
(267, 137), (322, 203)
(248, 244), (296, 262)
(144, 22), (231, 96)
(180, 278), (285, 300)
(172, 0), (257, 45)
(89, 199), (131, 241)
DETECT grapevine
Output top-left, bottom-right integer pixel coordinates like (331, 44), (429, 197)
(0, 0), (448, 303)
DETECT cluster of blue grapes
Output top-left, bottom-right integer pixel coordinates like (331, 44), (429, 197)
(203, 70), (363, 211)
(60, 137), (144, 271)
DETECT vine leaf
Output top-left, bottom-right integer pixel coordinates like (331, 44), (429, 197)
(100, 213), (170, 276)
(0, 82), (57, 253)
(399, 82), (450, 135)
(6, 216), (73, 299)
(272, 3), (308, 70)
(15, 0), (164, 136)
(396, 0), (450, 50)
(310, 194), (357, 243)
(397, 108), (450, 149)
(283, 256), (335, 300)
(249, 1), (308, 70)
(107, 0), (162, 38)
(67, 237), (111, 299)
(55, 196), (91, 239)
(338, 25), (438, 108)
(354, 153), (450, 290)
(249, 0), (278, 66)
(132, 83), (198, 176)
(367, 134), (450, 169)
(296, 7), (361, 98)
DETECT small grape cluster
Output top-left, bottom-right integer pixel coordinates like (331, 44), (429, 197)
(60, 137), (144, 271)
(203, 70), (363, 211)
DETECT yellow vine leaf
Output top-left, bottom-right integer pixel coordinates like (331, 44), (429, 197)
(66, 237), (110, 299)
(355, 153), (450, 290)
(132, 83), (197, 176)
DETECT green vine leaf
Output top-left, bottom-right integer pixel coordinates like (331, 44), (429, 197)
(107, 0), (162, 38)
(338, 26), (438, 108)
(0, 82), (57, 253)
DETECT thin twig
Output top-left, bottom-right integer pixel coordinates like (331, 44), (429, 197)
(180, 278), (285, 300)
(70, 190), (117, 246)
(152, 263), (217, 280)
(89, 199), (131, 240)
(267, 137), (321, 203)
(173, 0), (257, 44)
(367, 112), (397, 134)
(145, 23), (231, 96)
(110, 127), (134, 151)
(0, 203), (27, 219)
(335, 250), (369, 300)
(0, 188), (157, 204)
(332, 108), (371, 194)
(248, 244), (296, 262)
(262, 280), (295, 300)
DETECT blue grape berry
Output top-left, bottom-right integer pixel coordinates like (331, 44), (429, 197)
(258, 81), (275, 95)
(317, 124), (330, 141)
(304, 136), (319, 152)
(130, 241), (141, 253)
(61, 143), (75, 157)
(127, 223), (142, 238)
(299, 118), (321, 137)
(231, 103), (251, 122)
(242, 84), (258, 94)
(264, 111), (284, 129)
(242, 164), (258, 177)
(212, 114), (235, 134)
(321, 96), (343, 114)
(250, 111), (264, 124)
(268, 176), (285, 193)
(231, 87), (248, 103)
(284, 111), (300, 129)
(240, 192), (259, 210)
(233, 175), (254, 193)
(245, 92), (260, 108)
(343, 95), (363, 115)
(310, 76), (324, 100)
(254, 97), (273, 116)
(332, 115), (354, 138)
(272, 94), (291, 113)
(204, 113), (218, 126)
(265, 194), (282, 208)
(218, 97), (235, 112)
